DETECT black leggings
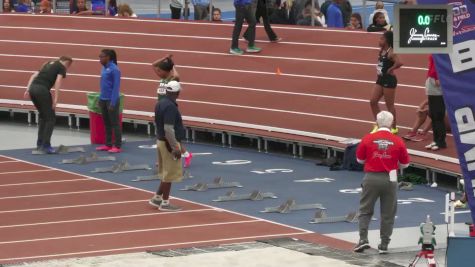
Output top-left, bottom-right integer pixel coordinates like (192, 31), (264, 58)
(29, 84), (56, 148)
(429, 95), (447, 147)
(99, 100), (122, 148)
(170, 5), (181, 19)
(244, 0), (277, 41)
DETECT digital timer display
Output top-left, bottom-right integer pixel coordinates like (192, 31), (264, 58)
(394, 5), (453, 54)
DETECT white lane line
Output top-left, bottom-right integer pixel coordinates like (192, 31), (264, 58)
(0, 188), (130, 200)
(0, 160), (18, 164)
(0, 84), (391, 127)
(0, 178), (90, 187)
(0, 199), (151, 214)
(0, 208), (216, 229)
(0, 26), (382, 51)
(0, 220), (261, 245)
(440, 210), (472, 215)
(0, 65), (424, 91)
(0, 231), (309, 262)
(1, 155), (316, 235)
(0, 101), (457, 163)
(0, 40), (427, 74)
(0, 12), (382, 34)
(0, 83), (420, 109)
(0, 169), (53, 175)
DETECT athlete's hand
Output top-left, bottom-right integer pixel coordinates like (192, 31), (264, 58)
(52, 100), (57, 110)
(172, 148), (182, 160)
(23, 91), (30, 99)
(435, 80), (440, 87)
(108, 105), (115, 112)
(388, 69), (395, 75)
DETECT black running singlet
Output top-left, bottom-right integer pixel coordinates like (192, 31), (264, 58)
(376, 48), (395, 76)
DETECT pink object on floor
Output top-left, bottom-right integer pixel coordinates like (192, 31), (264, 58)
(108, 147), (122, 153)
(96, 145), (112, 151)
(184, 152), (193, 168)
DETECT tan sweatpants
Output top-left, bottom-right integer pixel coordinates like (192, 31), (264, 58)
(157, 140), (183, 183)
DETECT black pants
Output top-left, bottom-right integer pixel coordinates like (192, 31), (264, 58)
(194, 5), (209, 20)
(244, 0), (277, 41)
(428, 95), (446, 148)
(29, 84), (56, 148)
(99, 100), (122, 148)
(232, 4), (256, 49)
(170, 5), (181, 19)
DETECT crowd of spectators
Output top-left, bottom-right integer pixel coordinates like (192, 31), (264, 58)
(1, 0), (134, 17)
(267, 0), (392, 32)
(2, 0), (393, 33)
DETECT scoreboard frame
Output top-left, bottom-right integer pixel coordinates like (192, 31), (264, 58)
(394, 4), (453, 54)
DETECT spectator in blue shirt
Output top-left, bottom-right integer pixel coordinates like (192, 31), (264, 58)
(325, 0), (344, 28)
(15, 0), (30, 13)
(192, 0), (210, 20)
(96, 49), (122, 153)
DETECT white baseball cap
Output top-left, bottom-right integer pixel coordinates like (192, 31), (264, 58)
(165, 80), (181, 92)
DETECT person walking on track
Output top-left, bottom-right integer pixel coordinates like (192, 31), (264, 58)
(354, 111), (410, 254)
(369, 31), (403, 134)
(24, 56), (73, 154)
(95, 49), (122, 153)
(149, 80), (186, 212)
(230, 0), (262, 55)
(152, 55), (193, 167)
(244, 0), (281, 43)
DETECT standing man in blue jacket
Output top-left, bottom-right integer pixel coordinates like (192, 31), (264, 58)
(192, 0), (210, 20)
(230, 0), (261, 55)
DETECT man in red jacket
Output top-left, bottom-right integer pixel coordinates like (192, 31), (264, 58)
(354, 111), (410, 254)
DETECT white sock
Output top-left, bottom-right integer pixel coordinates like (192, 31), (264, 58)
(182, 151), (190, 157)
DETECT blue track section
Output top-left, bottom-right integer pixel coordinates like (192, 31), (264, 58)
(2, 140), (469, 234)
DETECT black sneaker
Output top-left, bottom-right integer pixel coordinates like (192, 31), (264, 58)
(148, 196), (162, 208)
(159, 203), (182, 212)
(378, 244), (388, 254)
(353, 240), (370, 252)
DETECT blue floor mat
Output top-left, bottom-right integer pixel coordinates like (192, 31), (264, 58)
(2, 139), (469, 234)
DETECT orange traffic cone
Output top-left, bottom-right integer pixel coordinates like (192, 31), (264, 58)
(276, 67), (282, 75)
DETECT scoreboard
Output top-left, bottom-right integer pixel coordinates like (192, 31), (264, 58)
(394, 5), (453, 54)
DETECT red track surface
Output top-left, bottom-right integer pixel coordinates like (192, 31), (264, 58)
(0, 15), (460, 170)
(0, 155), (352, 264)
(0, 14), (463, 263)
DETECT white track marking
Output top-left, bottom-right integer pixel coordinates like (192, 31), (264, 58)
(0, 40), (426, 73)
(0, 188), (130, 200)
(0, 178), (90, 187)
(0, 220), (260, 245)
(0, 13), (384, 34)
(0, 169), (53, 175)
(0, 199), (151, 214)
(0, 208), (215, 229)
(0, 232), (309, 262)
(0, 26), (381, 50)
(0, 155), (315, 234)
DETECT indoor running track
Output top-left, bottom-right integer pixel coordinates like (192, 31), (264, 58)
(0, 155), (352, 264)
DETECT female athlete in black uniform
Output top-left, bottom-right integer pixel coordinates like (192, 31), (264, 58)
(24, 56), (73, 154)
(369, 31), (403, 134)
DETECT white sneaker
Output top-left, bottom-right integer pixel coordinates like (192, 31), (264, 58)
(425, 142), (436, 149)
